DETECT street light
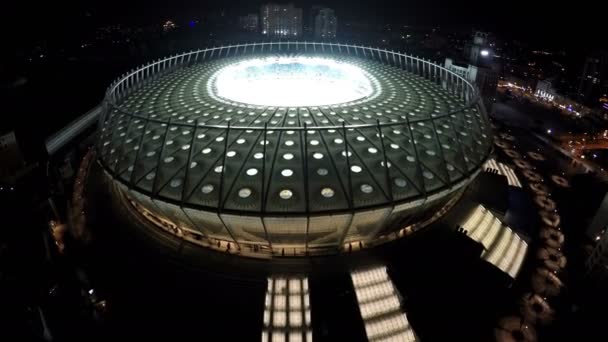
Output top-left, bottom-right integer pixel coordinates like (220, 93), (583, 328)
(480, 49), (490, 57)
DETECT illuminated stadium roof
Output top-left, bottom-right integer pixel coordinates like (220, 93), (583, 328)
(97, 43), (492, 252)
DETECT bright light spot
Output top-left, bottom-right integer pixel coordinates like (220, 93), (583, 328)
(211, 57), (378, 107)
(480, 49), (490, 57)
(547, 129), (552, 134)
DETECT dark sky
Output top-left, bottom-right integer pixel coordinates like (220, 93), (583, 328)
(3, 0), (603, 50)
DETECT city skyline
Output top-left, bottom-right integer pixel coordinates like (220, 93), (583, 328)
(3, 0), (604, 50)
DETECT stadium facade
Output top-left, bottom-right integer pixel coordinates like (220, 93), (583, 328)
(97, 42), (492, 257)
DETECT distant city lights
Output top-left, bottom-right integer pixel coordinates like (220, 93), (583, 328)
(500, 82), (526, 91)
(163, 20), (176, 32)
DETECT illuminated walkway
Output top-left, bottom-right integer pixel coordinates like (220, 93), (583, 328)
(262, 276), (312, 342)
(484, 158), (522, 188)
(351, 267), (418, 342)
(461, 205), (528, 278)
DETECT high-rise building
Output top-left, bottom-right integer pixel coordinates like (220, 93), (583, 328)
(260, 3), (303, 37)
(445, 57), (499, 112)
(466, 32), (490, 66)
(306, 5), (323, 35)
(446, 31), (499, 111)
(587, 227), (608, 278)
(313, 8), (337, 39)
(0, 131), (26, 181)
(238, 14), (259, 32)
(577, 52), (608, 107)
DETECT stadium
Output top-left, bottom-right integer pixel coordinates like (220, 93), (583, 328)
(96, 42), (493, 257)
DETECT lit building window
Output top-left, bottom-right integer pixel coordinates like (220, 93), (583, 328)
(351, 267), (418, 342)
(461, 205), (528, 278)
(483, 158), (522, 187)
(263, 276), (312, 342)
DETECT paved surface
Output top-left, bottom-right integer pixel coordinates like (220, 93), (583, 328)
(491, 98), (608, 341)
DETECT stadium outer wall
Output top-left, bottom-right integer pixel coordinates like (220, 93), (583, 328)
(96, 42), (492, 258)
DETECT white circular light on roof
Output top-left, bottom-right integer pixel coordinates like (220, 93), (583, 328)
(360, 184), (374, 193)
(254, 152), (264, 159)
(201, 184), (214, 194)
(351, 165), (362, 173)
(313, 153), (324, 159)
(212, 57), (377, 107)
(283, 153), (294, 160)
(279, 189), (293, 200)
(321, 188), (335, 198)
(394, 178), (407, 187)
(281, 169), (294, 177)
(226, 151), (237, 157)
(238, 188), (252, 198)
(246, 168), (258, 176)
(317, 168), (328, 176)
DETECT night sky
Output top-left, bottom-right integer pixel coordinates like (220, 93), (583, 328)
(3, 0), (603, 50)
